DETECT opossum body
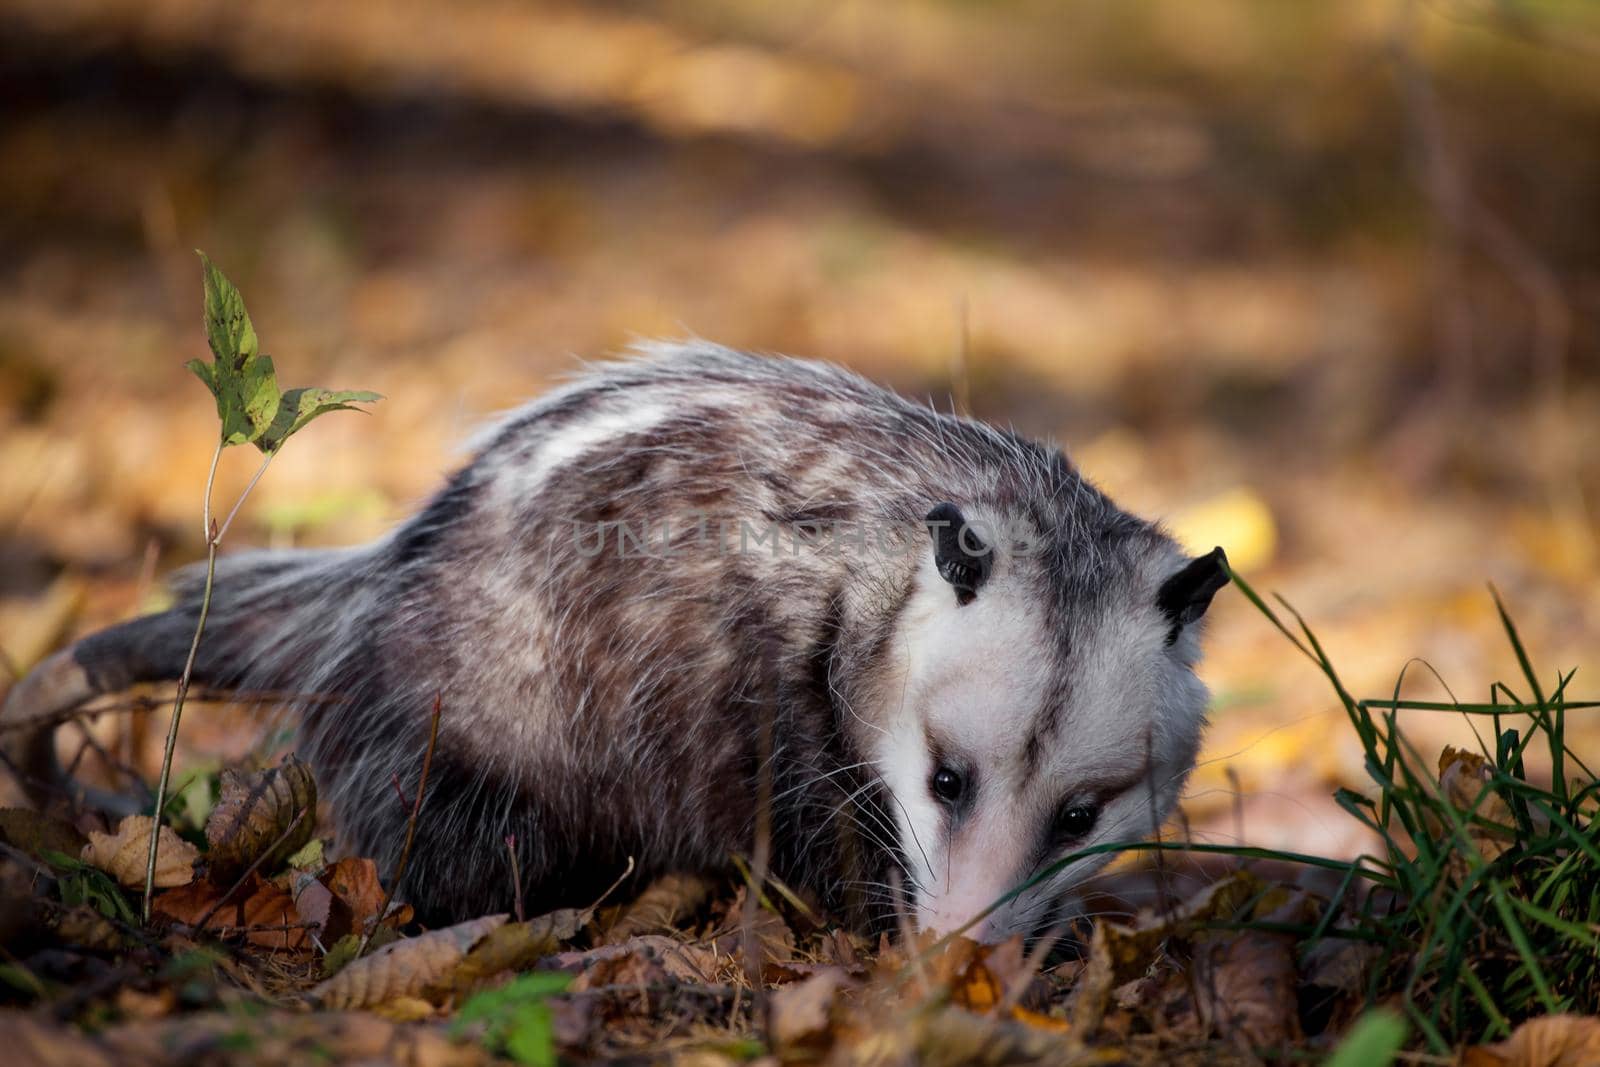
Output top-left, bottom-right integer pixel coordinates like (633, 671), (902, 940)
(4, 343), (1228, 939)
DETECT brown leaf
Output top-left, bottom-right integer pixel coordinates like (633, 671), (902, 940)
(1435, 746), (1518, 865)
(769, 966), (855, 1054)
(1195, 929), (1301, 1048)
(150, 878), (218, 925)
(1069, 869), (1266, 1037)
(564, 934), (721, 990)
(308, 914), (508, 1010)
(289, 869), (335, 938)
(204, 755), (317, 875)
(82, 815), (197, 888)
(0, 806), (88, 861)
(1462, 1014), (1600, 1067)
(605, 871), (713, 941)
(843, 1004), (1072, 1067)
(708, 887), (795, 964)
(154, 873), (311, 949)
(236, 877), (311, 950)
(323, 856), (384, 925)
(430, 908), (587, 995)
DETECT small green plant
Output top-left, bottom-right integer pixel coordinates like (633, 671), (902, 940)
(41, 850), (139, 926)
(453, 971), (573, 1067)
(1230, 570), (1600, 1051)
(141, 253), (380, 919)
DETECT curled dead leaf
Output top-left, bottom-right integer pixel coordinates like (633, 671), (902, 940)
(82, 815), (197, 889)
(1462, 1013), (1600, 1067)
(1433, 746), (1517, 866)
(205, 755), (317, 874)
(308, 914), (508, 1010)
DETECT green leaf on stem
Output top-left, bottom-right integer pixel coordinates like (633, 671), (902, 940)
(186, 251), (380, 453)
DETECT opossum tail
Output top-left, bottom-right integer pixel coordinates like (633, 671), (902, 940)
(1, 546), (376, 810)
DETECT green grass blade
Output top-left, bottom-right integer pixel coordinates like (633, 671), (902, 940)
(1489, 881), (1560, 1014)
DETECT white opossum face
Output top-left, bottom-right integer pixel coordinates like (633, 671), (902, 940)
(872, 504), (1227, 942)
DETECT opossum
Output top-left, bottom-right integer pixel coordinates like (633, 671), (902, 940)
(3, 342), (1228, 940)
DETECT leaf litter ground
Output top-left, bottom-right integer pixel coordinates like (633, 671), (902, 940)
(5, 590), (1600, 1067)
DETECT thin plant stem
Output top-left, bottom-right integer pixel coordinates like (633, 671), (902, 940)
(357, 693), (443, 958)
(216, 451), (274, 543)
(142, 439), (222, 921)
(505, 835), (525, 924)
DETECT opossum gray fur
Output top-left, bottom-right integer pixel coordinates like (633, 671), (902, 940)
(3, 342), (1228, 939)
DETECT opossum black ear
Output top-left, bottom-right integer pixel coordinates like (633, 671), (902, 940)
(1157, 546), (1229, 644)
(925, 502), (994, 606)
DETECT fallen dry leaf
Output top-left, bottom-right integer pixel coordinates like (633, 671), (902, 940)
(289, 869), (335, 938)
(1434, 746), (1518, 866)
(153, 873), (312, 949)
(431, 908), (588, 995)
(150, 878), (215, 925)
(324, 857), (384, 923)
(1192, 885), (1316, 1049)
(606, 872), (713, 941)
(565, 934), (721, 989)
(769, 966), (855, 1054)
(234, 877), (311, 950)
(308, 914), (508, 1010)
(1069, 869), (1266, 1036)
(709, 887), (795, 964)
(81, 815), (197, 889)
(1195, 928), (1301, 1048)
(204, 755), (317, 874)
(844, 1003), (1075, 1067)
(1462, 1014), (1600, 1067)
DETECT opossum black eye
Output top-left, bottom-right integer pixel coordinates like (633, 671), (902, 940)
(1156, 546), (1230, 645)
(930, 765), (966, 805)
(1053, 803), (1099, 841)
(925, 502), (994, 606)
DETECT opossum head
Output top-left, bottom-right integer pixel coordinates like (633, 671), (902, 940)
(872, 501), (1227, 942)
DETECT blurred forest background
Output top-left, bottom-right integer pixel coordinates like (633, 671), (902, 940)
(1, 0), (1598, 880)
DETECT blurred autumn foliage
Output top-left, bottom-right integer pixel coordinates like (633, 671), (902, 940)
(0, 0), (1598, 936)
